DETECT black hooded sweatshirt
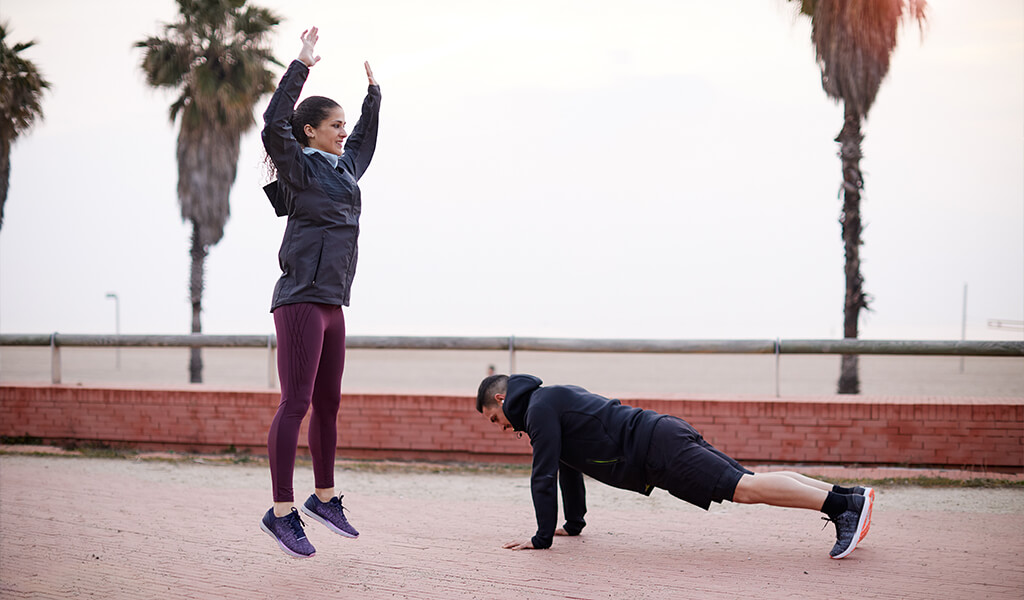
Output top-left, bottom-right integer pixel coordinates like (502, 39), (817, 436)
(502, 374), (666, 549)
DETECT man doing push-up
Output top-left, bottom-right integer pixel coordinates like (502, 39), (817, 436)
(476, 374), (873, 559)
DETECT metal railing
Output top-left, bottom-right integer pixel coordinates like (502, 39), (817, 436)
(2, 333), (1021, 395)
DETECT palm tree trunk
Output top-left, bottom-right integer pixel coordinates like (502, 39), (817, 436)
(0, 137), (10, 231)
(189, 221), (206, 383)
(836, 102), (868, 394)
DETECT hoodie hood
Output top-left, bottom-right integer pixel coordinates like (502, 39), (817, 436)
(502, 374), (543, 431)
(263, 181), (287, 217)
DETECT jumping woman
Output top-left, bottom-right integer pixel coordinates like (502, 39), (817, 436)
(258, 26), (380, 559)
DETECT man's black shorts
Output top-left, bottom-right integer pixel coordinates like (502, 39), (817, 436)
(643, 416), (753, 510)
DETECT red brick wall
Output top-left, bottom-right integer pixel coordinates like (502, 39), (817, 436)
(1, 384), (1021, 468)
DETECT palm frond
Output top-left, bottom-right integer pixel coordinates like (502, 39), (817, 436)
(137, 0), (281, 132)
(233, 5), (279, 37)
(168, 93), (189, 123)
(808, 0), (928, 117)
(137, 36), (195, 89)
(0, 20), (51, 142)
(137, 0), (281, 246)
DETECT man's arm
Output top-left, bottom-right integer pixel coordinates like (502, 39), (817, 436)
(503, 401), (561, 550)
(558, 465), (587, 536)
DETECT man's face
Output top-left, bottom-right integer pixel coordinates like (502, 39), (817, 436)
(482, 397), (513, 432)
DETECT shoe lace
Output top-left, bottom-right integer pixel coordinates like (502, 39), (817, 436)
(820, 515), (838, 533)
(331, 494), (353, 517)
(287, 508), (308, 538)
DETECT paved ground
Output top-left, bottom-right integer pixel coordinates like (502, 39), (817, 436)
(1, 450), (1022, 599)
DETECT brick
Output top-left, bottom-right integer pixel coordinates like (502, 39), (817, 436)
(3, 384), (1022, 467)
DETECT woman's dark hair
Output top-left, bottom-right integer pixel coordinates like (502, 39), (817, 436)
(290, 95), (341, 146)
(264, 95), (341, 180)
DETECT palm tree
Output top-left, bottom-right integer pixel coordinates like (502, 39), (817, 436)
(793, 0), (926, 393)
(136, 0), (280, 382)
(0, 21), (50, 231)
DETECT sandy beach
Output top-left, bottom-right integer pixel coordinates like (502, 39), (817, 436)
(1, 346), (1021, 397)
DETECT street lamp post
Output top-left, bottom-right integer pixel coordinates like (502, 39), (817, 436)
(105, 293), (121, 369)
(960, 283), (967, 374)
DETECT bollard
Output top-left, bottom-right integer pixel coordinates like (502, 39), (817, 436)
(49, 332), (61, 384)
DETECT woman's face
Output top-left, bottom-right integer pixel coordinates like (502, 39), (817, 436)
(305, 106), (348, 156)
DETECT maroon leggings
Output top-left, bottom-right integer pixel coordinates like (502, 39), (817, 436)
(268, 302), (346, 503)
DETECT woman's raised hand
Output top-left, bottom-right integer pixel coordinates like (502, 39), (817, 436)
(365, 61), (377, 86)
(298, 27), (321, 68)
(297, 28), (374, 83)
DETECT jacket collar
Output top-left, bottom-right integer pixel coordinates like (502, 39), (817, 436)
(503, 374), (543, 432)
(303, 146), (340, 169)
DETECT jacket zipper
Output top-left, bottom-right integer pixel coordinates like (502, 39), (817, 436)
(311, 233), (326, 286)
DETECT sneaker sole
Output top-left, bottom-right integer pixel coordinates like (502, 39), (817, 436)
(300, 504), (359, 539)
(260, 520), (316, 559)
(859, 487), (875, 542)
(830, 493), (873, 560)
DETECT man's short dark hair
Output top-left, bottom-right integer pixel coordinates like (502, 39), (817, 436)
(476, 374), (508, 413)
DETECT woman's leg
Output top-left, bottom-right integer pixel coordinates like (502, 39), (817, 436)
(297, 306), (360, 539)
(308, 305), (346, 501)
(268, 303), (327, 515)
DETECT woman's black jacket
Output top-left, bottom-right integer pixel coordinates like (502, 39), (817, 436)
(261, 60), (381, 311)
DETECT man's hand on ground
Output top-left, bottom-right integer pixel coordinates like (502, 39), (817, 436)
(503, 528), (571, 549)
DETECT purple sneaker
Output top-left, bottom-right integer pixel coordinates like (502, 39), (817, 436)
(260, 508), (316, 558)
(300, 494), (359, 538)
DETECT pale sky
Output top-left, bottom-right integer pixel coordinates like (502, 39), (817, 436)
(1, 0), (1022, 341)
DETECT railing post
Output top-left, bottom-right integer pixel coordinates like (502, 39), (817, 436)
(50, 332), (61, 384)
(960, 283), (968, 374)
(267, 335), (276, 389)
(774, 337), (781, 398)
(509, 335), (516, 374)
